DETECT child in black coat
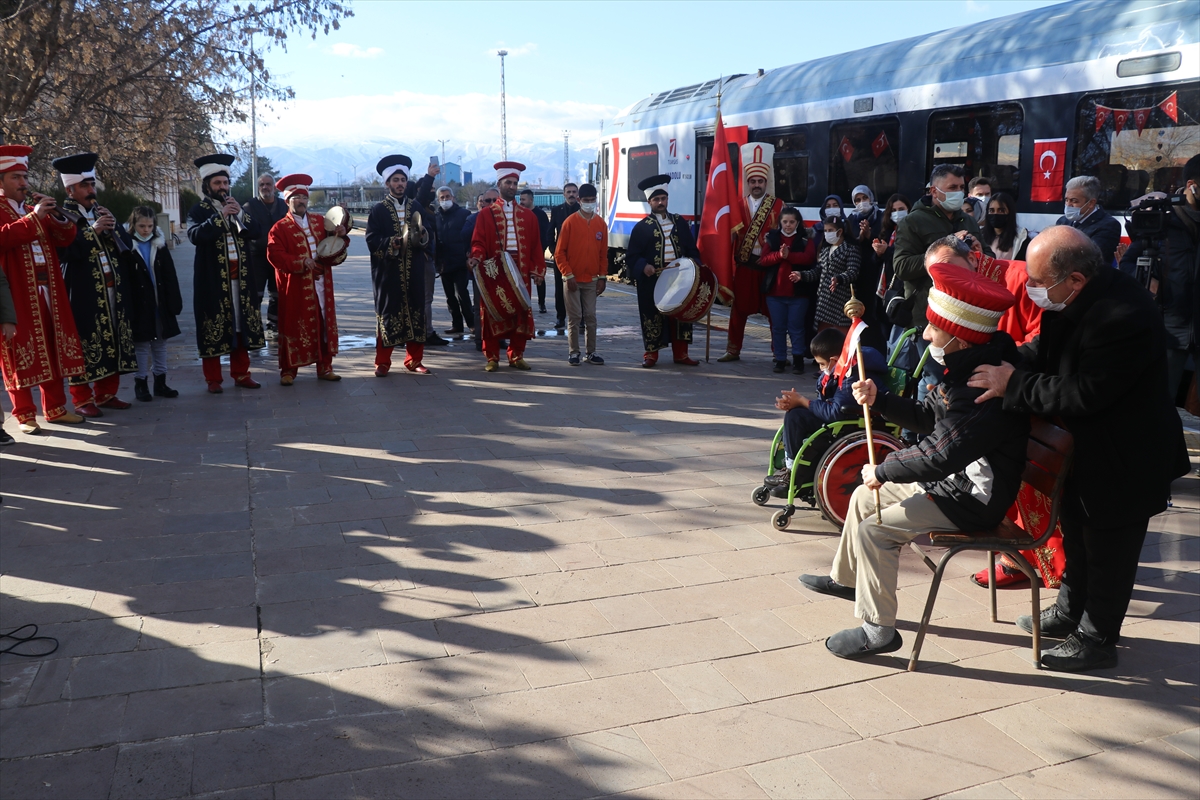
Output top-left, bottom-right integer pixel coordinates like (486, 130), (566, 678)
(125, 207), (183, 400)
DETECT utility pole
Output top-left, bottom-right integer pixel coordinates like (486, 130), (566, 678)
(497, 50), (508, 160)
(562, 130), (570, 186)
(248, 28), (261, 192)
(437, 139), (449, 183)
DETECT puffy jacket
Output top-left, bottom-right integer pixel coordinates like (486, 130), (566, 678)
(809, 346), (889, 425)
(892, 201), (991, 328)
(434, 203), (472, 275)
(873, 333), (1029, 531)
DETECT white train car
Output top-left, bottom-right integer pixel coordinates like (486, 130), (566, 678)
(596, 0), (1199, 258)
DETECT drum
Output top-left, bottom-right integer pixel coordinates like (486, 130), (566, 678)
(324, 205), (353, 233)
(474, 251), (531, 323)
(315, 234), (347, 267)
(653, 258), (718, 322)
(814, 430), (904, 526)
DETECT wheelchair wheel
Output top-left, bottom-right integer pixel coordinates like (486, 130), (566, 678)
(771, 508), (791, 530)
(813, 430), (903, 527)
(751, 485), (772, 506)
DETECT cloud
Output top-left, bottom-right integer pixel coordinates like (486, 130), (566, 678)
(326, 43), (384, 59)
(485, 42), (537, 58)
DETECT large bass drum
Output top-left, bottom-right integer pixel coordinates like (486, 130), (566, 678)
(814, 430), (904, 526)
(653, 258), (718, 322)
(474, 251), (531, 324)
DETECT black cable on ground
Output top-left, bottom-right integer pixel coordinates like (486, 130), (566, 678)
(0, 624), (59, 657)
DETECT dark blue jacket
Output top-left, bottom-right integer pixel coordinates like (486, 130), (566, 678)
(1056, 205), (1121, 266)
(434, 203), (471, 275)
(807, 346), (888, 424)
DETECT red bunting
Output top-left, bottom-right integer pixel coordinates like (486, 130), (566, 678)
(871, 130), (890, 158)
(838, 136), (855, 162)
(1095, 105), (1111, 132)
(1133, 107), (1153, 135)
(1112, 108), (1130, 135)
(1160, 91), (1178, 123)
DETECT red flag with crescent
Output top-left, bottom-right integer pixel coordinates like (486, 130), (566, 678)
(871, 131), (890, 158)
(838, 136), (855, 162)
(1095, 105), (1111, 132)
(1133, 107), (1153, 135)
(1031, 138), (1067, 203)
(697, 111), (746, 302)
(1112, 108), (1130, 135)
(1159, 91), (1178, 123)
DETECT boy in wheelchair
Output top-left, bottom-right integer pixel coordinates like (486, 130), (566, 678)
(798, 264), (1030, 659)
(765, 328), (889, 497)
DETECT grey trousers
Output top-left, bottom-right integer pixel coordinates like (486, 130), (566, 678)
(830, 482), (958, 627)
(566, 280), (598, 355)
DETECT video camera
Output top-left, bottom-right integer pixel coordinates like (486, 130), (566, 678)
(1124, 191), (1185, 293)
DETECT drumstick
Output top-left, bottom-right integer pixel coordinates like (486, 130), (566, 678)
(844, 289), (882, 523)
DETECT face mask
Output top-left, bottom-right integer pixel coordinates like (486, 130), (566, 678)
(580, 202), (597, 213)
(1063, 204), (1083, 221)
(891, 209), (907, 222)
(927, 337), (956, 365)
(1026, 278), (1075, 312)
(986, 213), (1009, 229)
(824, 230), (840, 244)
(134, 230), (153, 242)
(938, 190), (965, 212)
(439, 199), (453, 210)
(855, 201), (873, 215)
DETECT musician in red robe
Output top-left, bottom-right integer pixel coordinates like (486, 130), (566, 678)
(0, 145), (87, 433)
(720, 143), (783, 362)
(468, 161), (546, 372)
(267, 174), (347, 385)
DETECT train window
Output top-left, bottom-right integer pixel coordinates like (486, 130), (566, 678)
(829, 118), (899, 203)
(760, 130), (808, 205)
(927, 103), (1023, 196)
(1074, 84), (1199, 209)
(626, 144), (660, 202)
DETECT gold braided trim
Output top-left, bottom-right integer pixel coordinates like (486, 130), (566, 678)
(927, 288), (1003, 333)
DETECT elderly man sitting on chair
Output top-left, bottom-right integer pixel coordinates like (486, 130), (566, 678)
(799, 264), (1030, 659)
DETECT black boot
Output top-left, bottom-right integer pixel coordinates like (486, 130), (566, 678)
(134, 377), (152, 402)
(153, 373), (179, 398)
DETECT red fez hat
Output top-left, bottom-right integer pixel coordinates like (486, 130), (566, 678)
(276, 173), (313, 200)
(925, 263), (1016, 345)
(0, 145), (33, 174)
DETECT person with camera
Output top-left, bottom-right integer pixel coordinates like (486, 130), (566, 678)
(1118, 153), (1200, 402)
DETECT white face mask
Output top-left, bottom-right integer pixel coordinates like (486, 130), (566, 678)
(891, 209), (908, 222)
(1026, 278), (1075, 312)
(439, 199), (453, 210)
(824, 230), (840, 245)
(580, 201), (597, 213)
(1063, 203), (1085, 221)
(134, 230), (153, 242)
(854, 200), (873, 215)
(938, 190), (965, 212)
(927, 337), (956, 365)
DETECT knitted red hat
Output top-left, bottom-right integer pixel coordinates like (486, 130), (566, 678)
(926, 263), (1016, 345)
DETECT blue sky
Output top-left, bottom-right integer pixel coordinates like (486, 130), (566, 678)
(244, 0), (1063, 149)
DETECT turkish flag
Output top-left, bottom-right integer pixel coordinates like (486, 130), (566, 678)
(1095, 105), (1111, 132)
(872, 131), (890, 158)
(697, 112), (746, 303)
(1112, 108), (1130, 135)
(838, 136), (855, 162)
(1031, 138), (1067, 203)
(1133, 107), (1153, 135)
(1160, 91), (1178, 123)
(832, 317), (867, 386)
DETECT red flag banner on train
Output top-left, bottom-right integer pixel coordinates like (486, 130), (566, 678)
(1030, 138), (1067, 203)
(1112, 108), (1130, 135)
(1160, 91), (1178, 122)
(1095, 105), (1111, 132)
(871, 131), (890, 158)
(1133, 107), (1153, 135)
(697, 112), (745, 303)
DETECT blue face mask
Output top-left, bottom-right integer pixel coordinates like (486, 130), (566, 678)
(938, 190), (965, 212)
(1063, 204), (1083, 221)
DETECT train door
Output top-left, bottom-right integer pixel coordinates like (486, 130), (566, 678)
(600, 142), (611, 218)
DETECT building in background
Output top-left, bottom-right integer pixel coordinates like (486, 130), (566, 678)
(463, 170), (473, 185)
(439, 162), (462, 186)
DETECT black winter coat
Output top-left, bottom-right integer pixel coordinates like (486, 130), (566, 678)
(874, 333), (1030, 532)
(1119, 199), (1199, 352)
(1055, 206), (1122, 266)
(1004, 267), (1190, 527)
(126, 231), (183, 342)
(434, 203), (471, 275)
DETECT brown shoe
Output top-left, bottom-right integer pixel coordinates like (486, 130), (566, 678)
(674, 357), (700, 366)
(46, 412), (85, 425)
(234, 376), (261, 389)
(318, 371), (341, 381)
(375, 366), (389, 377)
(207, 382), (224, 394)
(97, 396), (132, 409)
(75, 402), (103, 418)
(280, 374), (294, 386)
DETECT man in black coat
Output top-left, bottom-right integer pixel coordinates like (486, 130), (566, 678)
(1056, 175), (1122, 266)
(546, 182), (580, 329)
(434, 185), (473, 335)
(970, 225), (1190, 672)
(519, 189), (553, 315)
(243, 173), (288, 337)
(800, 264), (1028, 659)
(1118, 154), (1200, 401)
(463, 189), (499, 351)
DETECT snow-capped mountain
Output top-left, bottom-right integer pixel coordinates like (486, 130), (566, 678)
(256, 138), (600, 187)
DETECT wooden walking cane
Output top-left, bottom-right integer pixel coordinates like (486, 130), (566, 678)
(843, 288), (882, 523)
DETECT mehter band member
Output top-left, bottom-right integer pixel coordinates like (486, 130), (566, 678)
(0, 145), (87, 433)
(53, 152), (136, 415)
(187, 153), (265, 393)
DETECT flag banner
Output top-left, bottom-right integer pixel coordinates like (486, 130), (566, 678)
(871, 131), (890, 158)
(1159, 91), (1178, 123)
(1095, 105), (1111, 132)
(1030, 138), (1067, 203)
(1133, 107), (1153, 135)
(838, 136), (855, 162)
(697, 112), (746, 304)
(833, 317), (866, 386)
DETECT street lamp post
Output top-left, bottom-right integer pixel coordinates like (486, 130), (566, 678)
(247, 28), (262, 192)
(497, 50), (508, 161)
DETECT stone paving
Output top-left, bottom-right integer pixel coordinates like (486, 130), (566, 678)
(1, 231), (1197, 799)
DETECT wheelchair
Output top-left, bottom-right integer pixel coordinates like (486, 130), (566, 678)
(751, 329), (931, 531)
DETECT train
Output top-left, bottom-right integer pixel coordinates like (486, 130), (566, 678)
(592, 0), (1199, 256)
